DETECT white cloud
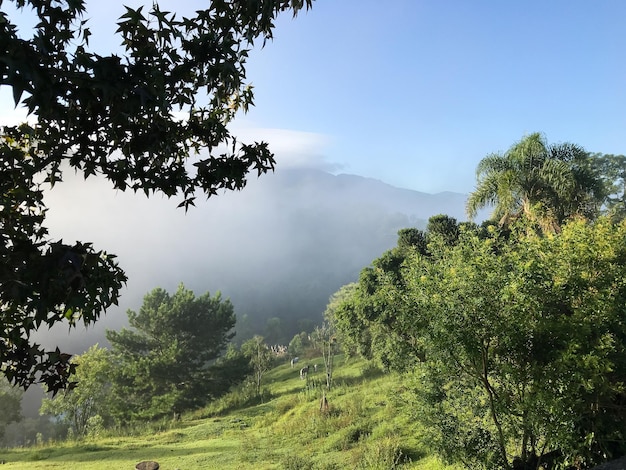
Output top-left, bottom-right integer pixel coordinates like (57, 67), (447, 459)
(231, 124), (342, 172)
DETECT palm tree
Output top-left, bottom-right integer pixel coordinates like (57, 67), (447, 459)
(467, 133), (603, 230)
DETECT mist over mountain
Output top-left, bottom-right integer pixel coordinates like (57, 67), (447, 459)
(38, 167), (474, 353)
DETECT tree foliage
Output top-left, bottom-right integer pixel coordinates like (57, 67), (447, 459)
(329, 217), (466, 371)
(336, 217), (626, 469)
(1, 127), (126, 392)
(106, 284), (238, 422)
(39, 345), (112, 437)
(591, 153), (626, 220)
(311, 288), (354, 390)
(311, 321), (337, 390)
(0, 0), (312, 392)
(241, 335), (273, 396)
(287, 331), (311, 358)
(0, 377), (22, 441)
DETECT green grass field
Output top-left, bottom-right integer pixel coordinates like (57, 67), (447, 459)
(0, 356), (458, 469)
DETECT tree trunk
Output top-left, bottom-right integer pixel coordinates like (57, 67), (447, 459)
(481, 346), (510, 469)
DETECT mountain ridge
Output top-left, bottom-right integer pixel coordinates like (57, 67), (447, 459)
(39, 166), (477, 351)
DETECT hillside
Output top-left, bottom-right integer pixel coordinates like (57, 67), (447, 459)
(1, 356), (458, 469)
(11, 168), (479, 422)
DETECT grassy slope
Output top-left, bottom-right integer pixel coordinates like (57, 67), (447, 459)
(0, 356), (459, 469)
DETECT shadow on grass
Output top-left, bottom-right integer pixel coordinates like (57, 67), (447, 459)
(331, 369), (386, 390)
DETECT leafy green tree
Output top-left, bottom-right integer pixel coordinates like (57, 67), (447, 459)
(332, 212), (626, 470)
(39, 345), (112, 437)
(334, 264), (423, 373)
(0, 0), (312, 391)
(329, 280), (376, 362)
(241, 335), (273, 397)
(106, 284), (237, 422)
(0, 377), (22, 441)
(320, 283), (357, 357)
(330, 216), (467, 371)
(467, 133), (603, 230)
(351, 217), (626, 469)
(396, 227), (427, 253)
(426, 214), (460, 247)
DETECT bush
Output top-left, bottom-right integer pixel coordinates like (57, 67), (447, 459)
(86, 415), (105, 438)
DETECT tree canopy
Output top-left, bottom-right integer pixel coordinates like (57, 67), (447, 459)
(0, 0), (312, 391)
(106, 284), (239, 422)
(241, 335), (273, 397)
(39, 345), (112, 437)
(332, 217), (626, 469)
(0, 377), (22, 441)
(591, 153), (626, 220)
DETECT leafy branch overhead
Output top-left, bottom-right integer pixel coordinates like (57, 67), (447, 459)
(0, 0), (312, 392)
(1, 126), (127, 391)
(2, 0), (311, 206)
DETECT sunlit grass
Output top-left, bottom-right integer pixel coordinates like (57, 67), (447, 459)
(0, 355), (459, 469)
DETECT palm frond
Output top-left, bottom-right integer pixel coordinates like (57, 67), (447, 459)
(470, 133), (601, 228)
(475, 153), (510, 178)
(467, 170), (517, 220)
(540, 159), (574, 198)
(509, 133), (548, 174)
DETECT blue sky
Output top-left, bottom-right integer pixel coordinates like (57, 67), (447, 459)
(241, 0), (626, 193)
(2, 0), (626, 194)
